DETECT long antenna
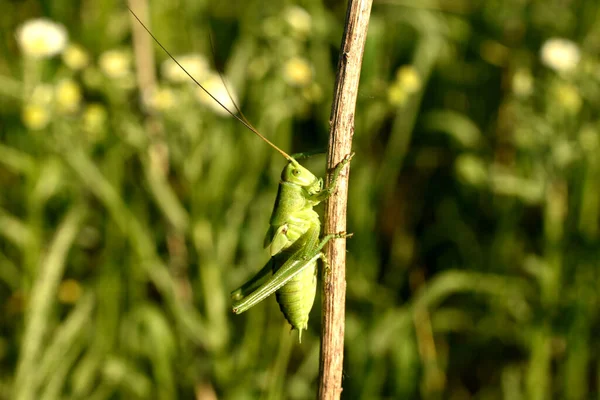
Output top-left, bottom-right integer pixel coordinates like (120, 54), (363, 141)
(128, 7), (292, 161)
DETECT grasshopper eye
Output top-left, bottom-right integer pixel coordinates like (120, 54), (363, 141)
(292, 169), (300, 176)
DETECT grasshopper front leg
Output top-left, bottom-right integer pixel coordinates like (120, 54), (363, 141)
(309, 152), (355, 203)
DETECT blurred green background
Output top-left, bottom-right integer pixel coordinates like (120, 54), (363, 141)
(1, 0), (599, 399)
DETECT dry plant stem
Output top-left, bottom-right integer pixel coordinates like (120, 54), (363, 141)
(127, 0), (157, 97)
(128, 2), (192, 301)
(318, 0), (373, 398)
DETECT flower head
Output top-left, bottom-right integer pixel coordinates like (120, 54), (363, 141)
(388, 66), (422, 106)
(512, 68), (534, 97)
(145, 86), (177, 112)
(161, 54), (209, 83)
(22, 84), (54, 130)
(388, 83), (407, 106)
(284, 6), (312, 38)
(99, 49), (132, 79)
(55, 79), (82, 114)
(283, 57), (313, 87)
(194, 73), (238, 117)
(540, 38), (580, 73)
(57, 279), (82, 304)
(16, 18), (68, 59)
(553, 82), (582, 114)
(395, 66), (421, 94)
(83, 103), (108, 140)
(22, 104), (50, 130)
(62, 44), (89, 70)
(31, 84), (54, 105)
(552, 140), (576, 168)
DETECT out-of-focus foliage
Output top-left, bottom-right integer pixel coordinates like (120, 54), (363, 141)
(0, 0), (599, 399)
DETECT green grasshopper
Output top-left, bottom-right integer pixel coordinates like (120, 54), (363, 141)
(230, 153), (352, 341)
(130, 9), (353, 341)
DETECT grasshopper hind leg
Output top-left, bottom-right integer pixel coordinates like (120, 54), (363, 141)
(231, 258), (274, 305)
(231, 229), (353, 341)
(274, 230), (353, 339)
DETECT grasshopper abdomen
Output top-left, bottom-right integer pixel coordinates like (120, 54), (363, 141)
(275, 256), (318, 341)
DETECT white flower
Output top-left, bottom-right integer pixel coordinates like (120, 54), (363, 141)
(62, 44), (89, 70)
(388, 82), (407, 106)
(161, 54), (209, 83)
(395, 66), (421, 94)
(194, 73), (238, 117)
(388, 66), (421, 106)
(57, 279), (82, 304)
(553, 82), (582, 114)
(552, 140), (576, 168)
(22, 103), (51, 130)
(540, 38), (580, 73)
(99, 49), (132, 79)
(83, 103), (108, 138)
(16, 18), (68, 59)
(283, 57), (313, 87)
(284, 6), (312, 37)
(145, 86), (177, 112)
(31, 84), (54, 105)
(512, 68), (533, 97)
(55, 79), (82, 114)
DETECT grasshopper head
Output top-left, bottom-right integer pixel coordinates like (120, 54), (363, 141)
(282, 159), (319, 188)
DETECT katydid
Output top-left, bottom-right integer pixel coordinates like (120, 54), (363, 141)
(129, 9), (353, 341)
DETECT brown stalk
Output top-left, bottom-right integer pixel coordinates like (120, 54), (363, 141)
(127, 0), (157, 98)
(318, 0), (373, 398)
(128, 1), (193, 302)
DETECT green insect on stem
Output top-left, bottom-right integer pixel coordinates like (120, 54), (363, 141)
(129, 8), (354, 341)
(232, 154), (353, 340)
(231, 229), (353, 314)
